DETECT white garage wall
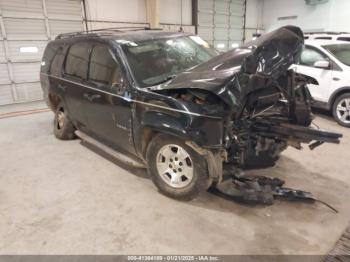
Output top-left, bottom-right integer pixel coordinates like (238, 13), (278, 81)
(85, 0), (147, 23)
(159, 0), (192, 25)
(245, 0), (264, 41)
(262, 0), (350, 33)
(84, 0), (194, 33)
(0, 0), (84, 105)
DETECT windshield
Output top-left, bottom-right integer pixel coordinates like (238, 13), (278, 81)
(121, 35), (219, 87)
(323, 44), (350, 66)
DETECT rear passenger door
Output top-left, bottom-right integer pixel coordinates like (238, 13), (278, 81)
(84, 44), (135, 154)
(63, 42), (92, 130)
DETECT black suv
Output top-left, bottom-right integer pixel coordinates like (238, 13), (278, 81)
(40, 26), (341, 200)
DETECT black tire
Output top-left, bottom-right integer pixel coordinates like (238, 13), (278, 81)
(146, 134), (211, 200)
(332, 93), (350, 128)
(53, 102), (76, 140)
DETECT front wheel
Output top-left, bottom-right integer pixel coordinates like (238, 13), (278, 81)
(146, 134), (211, 200)
(333, 93), (350, 128)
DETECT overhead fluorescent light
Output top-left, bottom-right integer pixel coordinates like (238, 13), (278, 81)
(216, 43), (225, 49)
(20, 46), (39, 53)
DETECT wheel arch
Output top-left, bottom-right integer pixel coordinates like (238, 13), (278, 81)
(48, 93), (62, 111)
(140, 117), (223, 183)
(329, 87), (350, 110)
(140, 112), (190, 158)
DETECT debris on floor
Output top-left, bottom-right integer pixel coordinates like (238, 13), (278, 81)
(216, 172), (338, 213)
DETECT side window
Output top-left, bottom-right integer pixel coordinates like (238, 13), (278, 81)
(88, 45), (123, 89)
(64, 43), (90, 79)
(41, 44), (57, 74)
(315, 37), (332, 40)
(50, 46), (64, 76)
(337, 37), (350, 42)
(300, 46), (328, 67)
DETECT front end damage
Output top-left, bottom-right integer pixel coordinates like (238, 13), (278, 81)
(148, 26), (342, 206)
(221, 26), (342, 174)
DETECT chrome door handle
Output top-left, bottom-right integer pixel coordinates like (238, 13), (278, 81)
(83, 93), (101, 102)
(90, 94), (101, 101)
(333, 77), (340, 81)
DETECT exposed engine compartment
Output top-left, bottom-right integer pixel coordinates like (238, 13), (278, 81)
(224, 69), (316, 169)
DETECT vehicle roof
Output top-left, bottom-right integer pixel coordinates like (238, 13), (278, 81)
(57, 29), (192, 43)
(305, 40), (350, 47)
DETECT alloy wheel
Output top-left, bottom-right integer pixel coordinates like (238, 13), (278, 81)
(156, 144), (194, 188)
(336, 98), (350, 124)
(56, 109), (65, 130)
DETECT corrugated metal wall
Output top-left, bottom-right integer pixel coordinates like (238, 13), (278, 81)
(197, 0), (246, 52)
(0, 0), (84, 105)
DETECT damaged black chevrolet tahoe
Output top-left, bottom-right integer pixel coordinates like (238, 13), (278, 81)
(40, 26), (342, 200)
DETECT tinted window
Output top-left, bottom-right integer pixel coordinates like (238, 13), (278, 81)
(337, 37), (350, 42)
(300, 46), (328, 67)
(41, 44), (58, 73)
(50, 47), (64, 76)
(65, 43), (90, 79)
(315, 37), (332, 40)
(89, 45), (122, 87)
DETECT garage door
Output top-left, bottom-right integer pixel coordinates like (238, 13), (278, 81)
(197, 0), (246, 52)
(0, 0), (84, 105)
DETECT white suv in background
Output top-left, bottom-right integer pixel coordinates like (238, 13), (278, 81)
(304, 32), (350, 42)
(295, 40), (350, 127)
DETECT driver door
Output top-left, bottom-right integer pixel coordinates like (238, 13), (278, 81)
(84, 44), (136, 154)
(296, 45), (332, 103)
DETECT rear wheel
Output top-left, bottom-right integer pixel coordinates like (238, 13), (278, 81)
(53, 102), (76, 140)
(333, 93), (350, 127)
(146, 134), (211, 200)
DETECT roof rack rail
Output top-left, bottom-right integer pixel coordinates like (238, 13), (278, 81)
(55, 26), (162, 40)
(304, 31), (350, 35)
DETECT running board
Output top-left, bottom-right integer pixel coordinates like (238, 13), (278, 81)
(75, 130), (146, 169)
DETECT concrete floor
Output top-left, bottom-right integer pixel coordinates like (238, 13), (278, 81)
(0, 103), (349, 255)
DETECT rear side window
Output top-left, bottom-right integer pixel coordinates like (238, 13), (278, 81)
(50, 46), (64, 76)
(41, 43), (58, 74)
(64, 43), (90, 79)
(88, 45), (122, 87)
(315, 37), (332, 40)
(337, 37), (350, 42)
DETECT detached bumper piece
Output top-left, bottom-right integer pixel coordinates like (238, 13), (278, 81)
(216, 175), (338, 213)
(252, 121), (343, 149)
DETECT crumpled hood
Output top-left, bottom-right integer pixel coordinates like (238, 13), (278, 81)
(240, 25), (304, 78)
(152, 26), (304, 105)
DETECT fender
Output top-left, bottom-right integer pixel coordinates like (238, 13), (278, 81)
(140, 110), (225, 148)
(141, 111), (200, 144)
